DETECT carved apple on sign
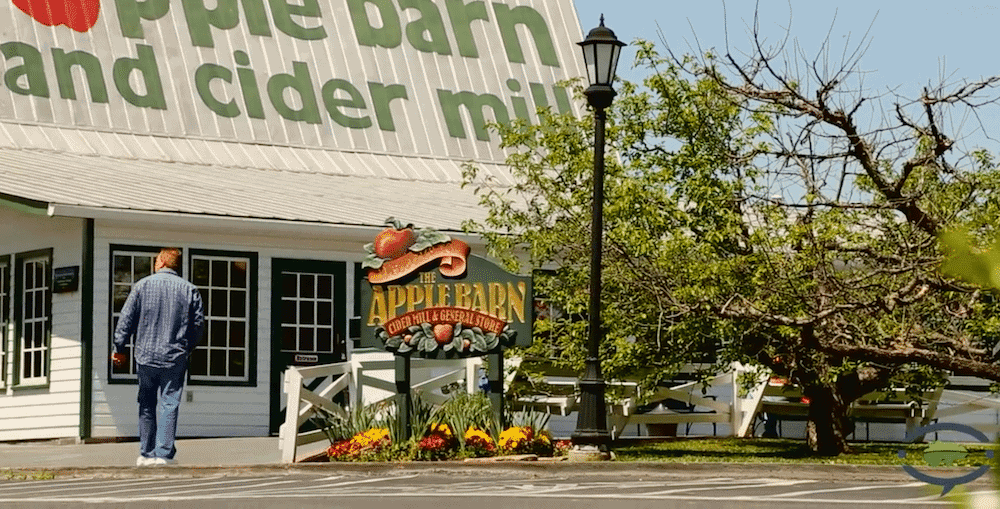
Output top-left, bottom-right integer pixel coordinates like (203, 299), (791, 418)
(373, 218), (416, 260)
(12, 0), (100, 33)
(433, 324), (454, 345)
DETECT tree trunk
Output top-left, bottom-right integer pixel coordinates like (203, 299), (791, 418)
(803, 384), (854, 456)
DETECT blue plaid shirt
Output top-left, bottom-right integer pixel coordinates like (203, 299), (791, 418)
(113, 268), (205, 368)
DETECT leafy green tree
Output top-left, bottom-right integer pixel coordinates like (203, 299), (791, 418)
(465, 44), (745, 391)
(464, 28), (1000, 456)
(940, 229), (1000, 291)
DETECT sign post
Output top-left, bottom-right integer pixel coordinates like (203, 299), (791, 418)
(360, 218), (532, 437)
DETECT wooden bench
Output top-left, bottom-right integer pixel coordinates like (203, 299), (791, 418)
(506, 357), (579, 416)
(508, 359), (760, 438)
(753, 378), (943, 440)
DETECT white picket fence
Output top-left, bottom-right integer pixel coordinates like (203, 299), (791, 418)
(917, 376), (1000, 439)
(279, 357), (482, 463)
(280, 358), (759, 462)
(611, 363), (765, 438)
(740, 375), (999, 442)
(509, 361), (764, 439)
(280, 357), (1000, 463)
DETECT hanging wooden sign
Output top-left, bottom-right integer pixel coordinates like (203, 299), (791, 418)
(360, 218), (532, 357)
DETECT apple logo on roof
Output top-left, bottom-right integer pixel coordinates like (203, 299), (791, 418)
(12, 0), (100, 33)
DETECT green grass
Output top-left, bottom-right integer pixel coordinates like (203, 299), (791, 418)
(613, 437), (997, 466)
(1, 469), (56, 481)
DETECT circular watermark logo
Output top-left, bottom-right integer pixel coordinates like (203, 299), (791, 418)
(898, 422), (995, 496)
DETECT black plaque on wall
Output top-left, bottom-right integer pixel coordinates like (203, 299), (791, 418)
(53, 266), (79, 293)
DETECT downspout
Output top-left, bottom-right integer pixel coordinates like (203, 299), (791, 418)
(79, 218), (94, 441)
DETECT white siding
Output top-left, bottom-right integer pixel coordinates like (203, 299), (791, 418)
(0, 207), (84, 441)
(90, 218), (400, 439)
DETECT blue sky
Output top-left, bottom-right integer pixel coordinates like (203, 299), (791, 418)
(573, 1), (1000, 91)
(572, 0), (1000, 149)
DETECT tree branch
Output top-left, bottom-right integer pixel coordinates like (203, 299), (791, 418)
(817, 342), (998, 382)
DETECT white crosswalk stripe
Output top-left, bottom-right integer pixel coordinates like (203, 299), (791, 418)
(0, 473), (990, 505)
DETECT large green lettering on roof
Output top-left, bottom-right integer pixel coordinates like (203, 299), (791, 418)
(437, 89), (510, 141)
(269, 0), (326, 40)
(399, 0), (452, 55)
(52, 50), (108, 103)
(1, 0), (580, 153)
(368, 82), (409, 131)
(492, 3), (559, 67)
(349, 0), (402, 49)
(445, 0), (490, 58)
(195, 63), (239, 117)
(538, 84), (573, 114)
(114, 0), (170, 39)
(321, 79), (372, 129)
(242, 0), (273, 36)
(2, 42), (49, 97)
(182, 0), (240, 48)
(267, 62), (322, 124)
(112, 45), (167, 110)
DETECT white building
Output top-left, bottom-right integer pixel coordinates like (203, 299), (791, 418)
(0, 0), (585, 442)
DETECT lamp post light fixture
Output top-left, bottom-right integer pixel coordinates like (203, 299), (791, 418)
(570, 15), (625, 461)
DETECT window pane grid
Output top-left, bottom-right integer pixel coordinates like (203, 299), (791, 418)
(190, 256), (249, 382)
(20, 258), (48, 382)
(280, 273), (335, 355)
(0, 262), (8, 388)
(110, 252), (156, 379)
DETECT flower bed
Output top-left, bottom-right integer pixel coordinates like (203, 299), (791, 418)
(319, 392), (564, 462)
(327, 428), (391, 461)
(327, 424), (559, 461)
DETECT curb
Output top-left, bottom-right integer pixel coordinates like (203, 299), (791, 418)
(6, 461), (995, 484)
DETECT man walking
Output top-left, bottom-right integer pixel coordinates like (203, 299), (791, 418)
(112, 248), (204, 467)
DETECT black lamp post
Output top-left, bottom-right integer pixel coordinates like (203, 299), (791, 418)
(570, 15), (625, 458)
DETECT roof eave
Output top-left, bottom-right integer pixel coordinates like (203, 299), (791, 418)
(47, 204), (381, 238)
(46, 204), (486, 249)
(0, 192), (49, 215)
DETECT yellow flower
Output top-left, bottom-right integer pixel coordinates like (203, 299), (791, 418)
(429, 423), (453, 438)
(498, 426), (531, 451)
(350, 428), (389, 448)
(464, 427), (494, 445)
(536, 429), (552, 445)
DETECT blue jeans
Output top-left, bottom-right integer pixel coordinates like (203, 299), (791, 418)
(136, 363), (187, 459)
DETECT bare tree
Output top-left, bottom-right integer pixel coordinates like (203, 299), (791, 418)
(663, 6), (1000, 453)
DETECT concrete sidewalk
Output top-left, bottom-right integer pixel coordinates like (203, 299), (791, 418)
(0, 437), (282, 470)
(1, 435), (995, 492)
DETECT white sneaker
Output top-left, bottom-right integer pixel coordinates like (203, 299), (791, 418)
(136, 456), (155, 467)
(151, 457), (177, 466)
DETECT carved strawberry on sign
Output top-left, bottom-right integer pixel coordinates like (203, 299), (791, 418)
(13, 0), (101, 32)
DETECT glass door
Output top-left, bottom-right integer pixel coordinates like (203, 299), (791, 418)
(269, 259), (346, 434)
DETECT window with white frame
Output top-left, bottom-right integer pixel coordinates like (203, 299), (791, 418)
(17, 251), (51, 386)
(280, 271), (336, 356)
(0, 256), (9, 389)
(109, 248), (158, 380)
(189, 252), (253, 383)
